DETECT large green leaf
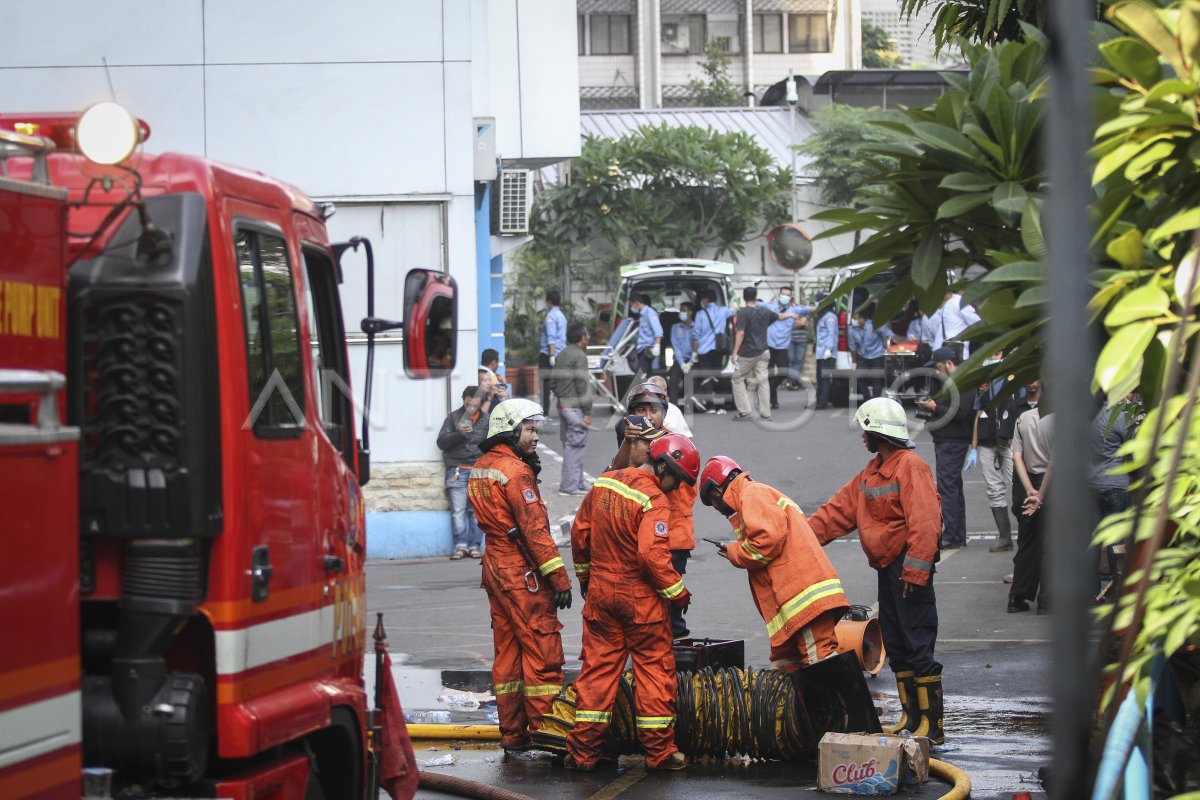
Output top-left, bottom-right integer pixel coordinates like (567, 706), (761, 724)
(1021, 198), (1047, 258)
(982, 260), (1045, 282)
(992, 182), (1029, 219)
(936, 192), (993, 219)
(1094, 320), (1156, 392)
(912, 230), (944, 289)
(1098, 37), (1163, 87)
(910, 122), (988, 163)
(1105, 228), (1145, 268)
(1105, 284), (1171, 327)
(939, 172), (1000, 191)
(1149, 207), (1200, 244)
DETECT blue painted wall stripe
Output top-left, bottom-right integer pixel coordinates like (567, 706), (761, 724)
(367, 511), (453, 560)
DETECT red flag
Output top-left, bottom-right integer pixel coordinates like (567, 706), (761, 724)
(379, 649), (419, 800)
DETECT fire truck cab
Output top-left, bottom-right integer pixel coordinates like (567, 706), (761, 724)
(0, 105), (454, 799)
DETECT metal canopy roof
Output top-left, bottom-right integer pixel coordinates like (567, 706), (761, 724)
(579, 106), (817, 174)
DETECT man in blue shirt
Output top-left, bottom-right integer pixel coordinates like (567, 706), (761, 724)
(629, 293), (663, 377)
(693, 290), (732, 374)
(765, 288), (806, 410)
(668, 301), (697, 404)
(814, 294), (838, 409)
(540, 289), (568, 413)
(849, 305), (889, 401)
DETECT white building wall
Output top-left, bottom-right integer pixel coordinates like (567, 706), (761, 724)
(1, 0), (581, 466)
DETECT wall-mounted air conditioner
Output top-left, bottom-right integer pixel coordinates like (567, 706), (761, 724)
(492, 169), (531, 235)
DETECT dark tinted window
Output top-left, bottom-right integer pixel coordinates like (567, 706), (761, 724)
(236, 227), (306, 435)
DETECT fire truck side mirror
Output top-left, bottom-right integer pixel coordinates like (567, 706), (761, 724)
(402, 269), (458, 380)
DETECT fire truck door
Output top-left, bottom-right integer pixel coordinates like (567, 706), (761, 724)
(232, 220), (320, 603)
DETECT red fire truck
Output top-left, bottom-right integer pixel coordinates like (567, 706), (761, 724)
(0, 104), (456, 799)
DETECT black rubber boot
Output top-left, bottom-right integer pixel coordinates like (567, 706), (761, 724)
(989, 506), (1014, 552)
(883, 670), (918, 734)
(913, 674), (945, 745)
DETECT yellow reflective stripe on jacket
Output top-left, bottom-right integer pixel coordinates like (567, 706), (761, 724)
(739, 539), (770, 564)
(594, 477), (652, 511)
(575, 710), (612, 724)
(538, 556), (565, 576)
(575, 561), (591, 575)
(470, 467), (509, 485)
(656, 579), (685, 599)
(765, 579), (846, 637)
(523, 683), (562, 697)
(777, 496), (801, 513)
(494, 680), (523, 695)
(636, 715), (675, 729)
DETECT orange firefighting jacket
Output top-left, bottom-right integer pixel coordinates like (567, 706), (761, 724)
(469, 445), (570, 594)
(722, 473), (848, 645)
(807, 448), (941, 586)
(571, 467), (685, 624)
(666, 481), (697, 551)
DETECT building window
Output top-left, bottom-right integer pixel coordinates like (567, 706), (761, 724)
(754, 13), (784, 53)
(578, 15), (586, 55)
(707, 16), (741, 53)
(584, 14), (632, 55)
(662, 14), (705, 55)
(788, 13), (830, 53)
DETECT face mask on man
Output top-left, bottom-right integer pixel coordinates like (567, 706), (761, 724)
(779, 295), (792, 307)
(679, 312), (689, 322)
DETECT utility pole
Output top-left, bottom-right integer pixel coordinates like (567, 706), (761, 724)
(787, 69), (801, 299)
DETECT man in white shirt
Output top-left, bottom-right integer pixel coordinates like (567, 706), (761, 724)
(940, 292), (981, 357)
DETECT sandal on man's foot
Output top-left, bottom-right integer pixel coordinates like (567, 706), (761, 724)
(450, 548), (467, 560)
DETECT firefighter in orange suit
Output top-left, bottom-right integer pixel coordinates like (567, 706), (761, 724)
(468, 398), (573, 752)
(698, 456), (849, 670)
(565, 431), (700, 772)
(807, 397), (945, 744)
(625, 381), (698, 639)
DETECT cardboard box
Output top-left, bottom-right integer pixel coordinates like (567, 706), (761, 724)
(817, 732), (929, 795)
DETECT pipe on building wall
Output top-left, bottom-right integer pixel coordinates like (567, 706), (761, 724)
(650, 0), (662, 107)
(744, 0), (754, 105)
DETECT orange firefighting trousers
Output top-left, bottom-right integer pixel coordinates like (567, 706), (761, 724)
(566, 584), (678, 769)
(482, 568), (565, 748)
(767, 607), (843, 671)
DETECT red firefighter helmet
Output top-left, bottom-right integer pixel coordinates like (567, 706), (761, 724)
(699, 456), (743, 505)
(649, 433), (700, 485)
(628, 381), (668, 411)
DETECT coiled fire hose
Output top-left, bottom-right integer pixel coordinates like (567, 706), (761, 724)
(411, 668), (972, 799)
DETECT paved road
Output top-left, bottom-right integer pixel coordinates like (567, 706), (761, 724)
(368, 390), (1052, 799)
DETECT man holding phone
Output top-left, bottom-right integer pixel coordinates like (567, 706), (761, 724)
(697, 456), (848, 671)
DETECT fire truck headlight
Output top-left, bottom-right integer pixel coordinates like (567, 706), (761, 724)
(77, 102), (140, 165)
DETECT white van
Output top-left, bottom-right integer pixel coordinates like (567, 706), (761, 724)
(598, 259), (736, 408)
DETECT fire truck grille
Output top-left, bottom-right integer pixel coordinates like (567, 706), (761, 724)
(84, 298), (184, 463)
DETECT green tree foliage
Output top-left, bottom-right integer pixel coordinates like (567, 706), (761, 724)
(686, 40), (743, 107)
(797, 105), (904, 208)
(506, 125), (790, 360)
(813, 0), (1200, 728)
(863, 22), (905, 68)
(812, 34), (1048, 390)
(1084, 0), (1200, 710)
(898, 0), (1048, 51)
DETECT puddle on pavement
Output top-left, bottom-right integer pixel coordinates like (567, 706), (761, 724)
(364, 652), (501, 725)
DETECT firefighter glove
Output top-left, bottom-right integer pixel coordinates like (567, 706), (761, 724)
(553, 588), (573, 610)
(670, 588), (692, 614)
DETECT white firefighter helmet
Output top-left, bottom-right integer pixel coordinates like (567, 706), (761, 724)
(854, 397), (910, 443)
(487, 398), (545, 438)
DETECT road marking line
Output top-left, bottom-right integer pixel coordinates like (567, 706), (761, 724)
(939, 639), (1052, 643)
(589, 764), (646, 799)
(536, 443), (598, 484)
(864, 547), (960, 618)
